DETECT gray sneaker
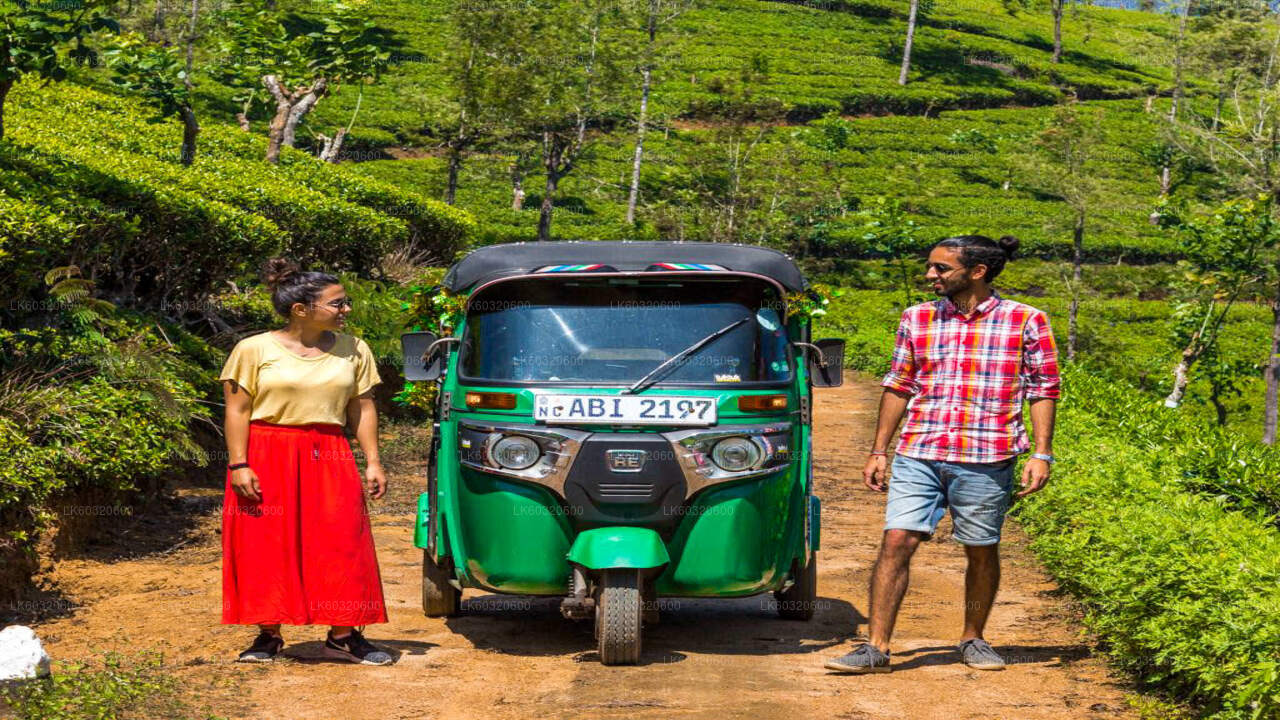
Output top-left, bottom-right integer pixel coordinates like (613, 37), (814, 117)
(958, 638), (1006, 670)
(824, 642), (891, 674)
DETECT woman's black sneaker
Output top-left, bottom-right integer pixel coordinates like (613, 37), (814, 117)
(323, 629), (394, 666)
(237, 630), (284, 663)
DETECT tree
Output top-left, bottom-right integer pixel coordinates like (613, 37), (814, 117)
(1155, 195), (1277, 410)
(794, 110), (854, 213)
(666, 53), (787, 243)
(948, 127), (1027, 191)
(625, 0), (695, 224)
(899, 0), (934, 84)
(0, 0), (118, 141)
(1163, 12), (1280, 441)
(216, 1), (390, 164)
(1048, 0), (1087, 63)
(479, 0), (637, 241)
(107, 33), (200, 165)
(1015, 99), (1106, 361)
(857, 197), (923, 308)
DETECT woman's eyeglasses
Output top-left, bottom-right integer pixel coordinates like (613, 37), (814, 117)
(313, 298), (353, 310)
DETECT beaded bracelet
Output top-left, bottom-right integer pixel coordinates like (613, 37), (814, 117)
(228, 462), (250, 471)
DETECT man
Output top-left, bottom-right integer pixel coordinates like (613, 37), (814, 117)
(825, 234), (1060, 674)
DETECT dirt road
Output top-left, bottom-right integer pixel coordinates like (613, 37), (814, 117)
(29, 377), (1138, 719)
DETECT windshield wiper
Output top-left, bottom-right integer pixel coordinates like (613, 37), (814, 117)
(625, 317), (750, 394)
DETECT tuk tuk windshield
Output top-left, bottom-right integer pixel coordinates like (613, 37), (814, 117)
(459, 277), (792, 386)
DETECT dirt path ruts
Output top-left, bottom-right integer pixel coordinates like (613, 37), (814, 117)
(30, 376), (1138, 719)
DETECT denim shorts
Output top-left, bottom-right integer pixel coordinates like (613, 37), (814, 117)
(883, 454), (1016, 546)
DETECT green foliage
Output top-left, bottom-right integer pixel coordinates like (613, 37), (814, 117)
(854, 197), (924, 307)
(105, 34), (194, 122)
(1, 650), (191, 720)
(0, 1), (119, 112)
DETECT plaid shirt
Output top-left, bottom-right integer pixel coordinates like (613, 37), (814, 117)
(881, 291), (1061, 463)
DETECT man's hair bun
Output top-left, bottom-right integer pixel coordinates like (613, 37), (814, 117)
(997, 235), (1020, 258)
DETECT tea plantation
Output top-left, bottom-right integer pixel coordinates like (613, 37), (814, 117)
(3, 0), (1279, 715)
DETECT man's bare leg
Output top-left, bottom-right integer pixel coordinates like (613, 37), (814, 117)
(867, 528), (927, 652)
(960, 543), (1000, 641)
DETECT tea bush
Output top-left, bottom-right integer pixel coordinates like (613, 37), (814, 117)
(1016, 390), (1280, 719)
(0, 81), (473, 309)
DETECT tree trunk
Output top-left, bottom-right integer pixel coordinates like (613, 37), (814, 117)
(1159, 165), (1171, 195)
(899, 0), (920, 85)
(538, 170), (558, 242)
(184, 0), (200, 76)
(317, 128), (347, 163)
(1210, 381), (1228, 426)
(626, 66), (652, 224)
(510, 155), (526, 211)
(178, 106), (199, 166)
(0, 80), (11, 142)
(445, 148), (462, 205)
(1068, 211), (1083, 361)
(263, 75), (327, 164)
(1169, 0), (1192, 121)
(1164, 348), (1194, 408)
(1051, 0), (1063, 64)
(264, 79), (291, 164)
(281, 79), (326, 149)
(1265, 283), (1280, 444)
(153, 0), (166, 41)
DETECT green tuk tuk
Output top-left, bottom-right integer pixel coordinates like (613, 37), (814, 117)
(401, 241), (844, 665)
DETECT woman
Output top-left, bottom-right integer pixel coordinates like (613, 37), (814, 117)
(219, 258), (393, 665)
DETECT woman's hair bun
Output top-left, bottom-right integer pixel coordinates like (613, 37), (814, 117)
(263, 257), (301, 290)
(996, 235), (1020, 258)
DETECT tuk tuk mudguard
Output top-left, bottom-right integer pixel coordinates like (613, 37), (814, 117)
(413, 492), (431, 549)
(566, 527), (670, 571)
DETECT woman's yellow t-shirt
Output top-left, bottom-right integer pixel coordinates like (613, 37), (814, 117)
(218, 331), (382, 426)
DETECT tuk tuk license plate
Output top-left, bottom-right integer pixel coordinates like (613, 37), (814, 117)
(534, 394), (716, 426)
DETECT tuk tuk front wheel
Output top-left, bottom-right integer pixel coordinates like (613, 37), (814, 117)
(422, 549), (461, 617)
(595, 569), (642, 665)
(774, 553), (817, 621)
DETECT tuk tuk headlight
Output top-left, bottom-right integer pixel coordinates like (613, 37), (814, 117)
(710, 436), (763, 472)
(491, 435), (541, 470)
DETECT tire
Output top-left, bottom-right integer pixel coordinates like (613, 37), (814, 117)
(774, 553), (817, 621)
(595, 569), (643, 665)
(422, 549), (461, 617)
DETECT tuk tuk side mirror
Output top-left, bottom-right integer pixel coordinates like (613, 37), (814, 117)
(401, 331), (444, 382)
(798, 338), (845, 388)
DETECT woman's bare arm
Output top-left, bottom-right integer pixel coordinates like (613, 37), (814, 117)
(347, 392), (386, 499)
(224, 381), (261, 501)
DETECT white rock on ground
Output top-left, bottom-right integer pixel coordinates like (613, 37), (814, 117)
(0, 625), (52, 680)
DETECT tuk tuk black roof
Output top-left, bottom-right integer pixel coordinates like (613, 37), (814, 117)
(443, 241), (808, 293)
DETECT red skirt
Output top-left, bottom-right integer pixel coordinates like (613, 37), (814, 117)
(221, 420), (388, 626)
